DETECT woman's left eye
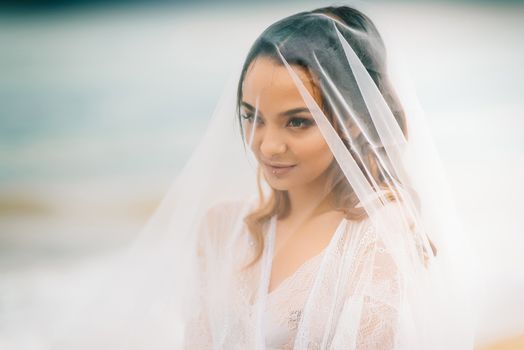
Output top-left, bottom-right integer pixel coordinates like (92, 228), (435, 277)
(287, 117), (313, 128)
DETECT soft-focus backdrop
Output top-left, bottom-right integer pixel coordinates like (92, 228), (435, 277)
(1, 0), (523, 348)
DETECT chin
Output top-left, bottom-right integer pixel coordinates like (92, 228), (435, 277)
(263, 173), (292, 191)
(265, 180), (291, 192)
(268, 184), (291, 192)
(265, 175), (306, 192)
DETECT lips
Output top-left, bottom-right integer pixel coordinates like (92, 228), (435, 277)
(262, 161), (296, 176)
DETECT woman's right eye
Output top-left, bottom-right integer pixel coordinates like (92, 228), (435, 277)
(241, 114), (263, 125)
(241, 113), (254, 121)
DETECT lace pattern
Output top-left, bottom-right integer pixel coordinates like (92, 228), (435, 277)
(184, 200), (414, 349)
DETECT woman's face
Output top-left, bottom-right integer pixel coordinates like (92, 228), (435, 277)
(240, 56), (333, 192)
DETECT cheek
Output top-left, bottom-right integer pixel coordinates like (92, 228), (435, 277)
(243, 124), (258, 149)
(246, 131), (261, 154)
(293, 132), (333, 174)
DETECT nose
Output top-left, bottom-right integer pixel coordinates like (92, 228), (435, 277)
(259, 126), (287, 158)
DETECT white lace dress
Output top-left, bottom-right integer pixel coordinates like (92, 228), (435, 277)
(184, 200), (408, 349)
(262, 217), (349, 349)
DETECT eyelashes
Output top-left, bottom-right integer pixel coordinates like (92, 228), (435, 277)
(286, 117), (313, 128)
(240, 114), (314, 129)
(240, 113), (257, 122)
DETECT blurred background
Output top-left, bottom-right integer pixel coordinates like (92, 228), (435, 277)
(0, 0), (523, 348)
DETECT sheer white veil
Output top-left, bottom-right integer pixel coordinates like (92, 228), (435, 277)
(1, 5), (476, 350)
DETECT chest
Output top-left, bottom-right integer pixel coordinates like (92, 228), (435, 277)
(268, 215), (346, 294)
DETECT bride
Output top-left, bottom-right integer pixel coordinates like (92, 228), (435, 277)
(2, 4), (475, 350)
(180, 5), (474, 350)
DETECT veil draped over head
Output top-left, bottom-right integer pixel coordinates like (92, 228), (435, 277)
(2, 5), (475, 350)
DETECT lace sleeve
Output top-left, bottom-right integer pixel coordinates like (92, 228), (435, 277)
(182, 214), (213, 349)
(182, 200), (250, 349)
(183, 206), (222, 350)
(354, 234), (401, 350)
(182, 286), (213, 349)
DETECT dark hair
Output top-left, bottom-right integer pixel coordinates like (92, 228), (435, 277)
(236, 6), (406, 140)
(236, 6), (434, 268)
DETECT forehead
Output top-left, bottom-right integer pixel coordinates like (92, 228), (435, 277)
(242, 56), (319, 113)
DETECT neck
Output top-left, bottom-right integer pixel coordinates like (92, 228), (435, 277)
(285, 174), (334, 222)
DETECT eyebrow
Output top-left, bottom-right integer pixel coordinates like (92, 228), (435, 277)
(241, 101), (311, 118)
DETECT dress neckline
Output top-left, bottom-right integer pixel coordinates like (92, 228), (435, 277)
(265, 216), (347, 297)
